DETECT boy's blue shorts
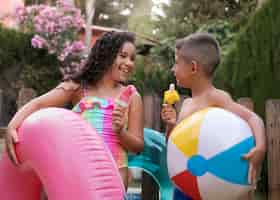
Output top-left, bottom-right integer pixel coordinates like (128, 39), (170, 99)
(173, 188), (192, 200)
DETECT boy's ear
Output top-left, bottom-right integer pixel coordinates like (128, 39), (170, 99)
(191, 60), (199, 73)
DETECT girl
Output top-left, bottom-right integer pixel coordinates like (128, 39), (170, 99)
(5, 31), (144, 189)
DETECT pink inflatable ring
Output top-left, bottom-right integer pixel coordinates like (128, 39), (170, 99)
(0, 107), (126, 200)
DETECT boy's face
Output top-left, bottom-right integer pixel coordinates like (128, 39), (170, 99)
(172, 50), (194, 88)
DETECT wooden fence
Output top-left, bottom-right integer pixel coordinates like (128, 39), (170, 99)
(0, 88), (280, 200)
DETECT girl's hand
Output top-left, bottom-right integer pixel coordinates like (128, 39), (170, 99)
(112, 104), (127, 133)
(5, 127), (19, 166)
(161, 104), (177, 126)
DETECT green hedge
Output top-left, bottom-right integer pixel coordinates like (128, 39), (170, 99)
(214, 0), (280, 117)
(0, 25), (60, 94)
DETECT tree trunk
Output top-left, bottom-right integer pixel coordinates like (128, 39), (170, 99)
(85, 0), (96, 51)
(257, 0), (267, 9)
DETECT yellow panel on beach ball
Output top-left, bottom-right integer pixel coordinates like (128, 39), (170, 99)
(170, 108), (209, 157)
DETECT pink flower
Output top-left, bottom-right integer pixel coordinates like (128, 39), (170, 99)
(31, 35), (46, 49)
(48, 47), (56, 55)
(15, 0), (86, 79)
(14, 6), (27, 23)
(71, 41), (86, 53)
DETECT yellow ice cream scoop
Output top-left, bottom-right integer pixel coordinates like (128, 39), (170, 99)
(163, 83), (180, 105)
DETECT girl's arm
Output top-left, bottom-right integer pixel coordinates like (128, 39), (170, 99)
(117, 93), (144, 153)
(6, 81), (80, 165)
(8, 81), (80, 130)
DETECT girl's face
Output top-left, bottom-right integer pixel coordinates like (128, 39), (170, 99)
(111, 42), (136, 83)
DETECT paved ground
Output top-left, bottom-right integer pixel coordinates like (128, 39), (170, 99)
(127, 187), (141, 200)
(127, 193), (141, 200)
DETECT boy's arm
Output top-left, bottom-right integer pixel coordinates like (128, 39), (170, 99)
(210, 90), (266, 184)
(162, 103), (176, 141)
(210, 90), (266, 151)
(164, 98), (190, 140)
(165, 122), (175, 141)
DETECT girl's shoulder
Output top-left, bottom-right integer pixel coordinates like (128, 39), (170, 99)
(125, 84), (138, 94)
(56, 80), (83, 103)
(125, 84), (142, 104)
(56, 80), (81, 91)
(121, 84), (140, 98)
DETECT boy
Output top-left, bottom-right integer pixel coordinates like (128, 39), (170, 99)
(161, 33), (266, 187)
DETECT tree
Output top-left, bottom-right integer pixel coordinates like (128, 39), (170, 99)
(25, 0), (136, 28)
(134, 0), (259, 96)
(73, 0), (136, 29)
(128, 0), (155, 37)
(257, 0), (267, 8)
(154, 0), (257, 39)
(214, 0), (280, 117)
(84, 0), (95, 50)
(213, 1), (280, 192)
(93, 0), (134, 28)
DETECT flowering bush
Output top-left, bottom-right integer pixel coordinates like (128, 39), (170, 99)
(15, 0), (86, 79)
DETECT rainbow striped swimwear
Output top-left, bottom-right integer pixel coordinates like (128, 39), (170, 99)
(73, 96), (128, 168)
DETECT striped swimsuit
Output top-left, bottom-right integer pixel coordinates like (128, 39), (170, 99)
(72, 86), (136, 168)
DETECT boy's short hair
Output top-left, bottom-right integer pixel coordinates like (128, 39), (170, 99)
(175, 32), (221, 77)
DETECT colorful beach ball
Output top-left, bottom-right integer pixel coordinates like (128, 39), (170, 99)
(167, 107), (254, 200)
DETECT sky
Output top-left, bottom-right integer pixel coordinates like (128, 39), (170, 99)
(152, 0), (170, 17)
(152, 0), (170, 5)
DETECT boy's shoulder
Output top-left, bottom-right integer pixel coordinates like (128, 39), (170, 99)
(182, 97), (192, 105)
(208, 88), (232, 106)
(208, 88), (231, 99)
(180, 97), (193, 112)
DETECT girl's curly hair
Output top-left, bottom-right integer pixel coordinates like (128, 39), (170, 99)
(71, 31), (135, 85)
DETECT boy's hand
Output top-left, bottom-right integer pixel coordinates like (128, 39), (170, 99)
(5, 127), (19, 166)
(112, 104), (127, 133)
(243, 147), (265, 188)
(161, 104), (177, 126)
